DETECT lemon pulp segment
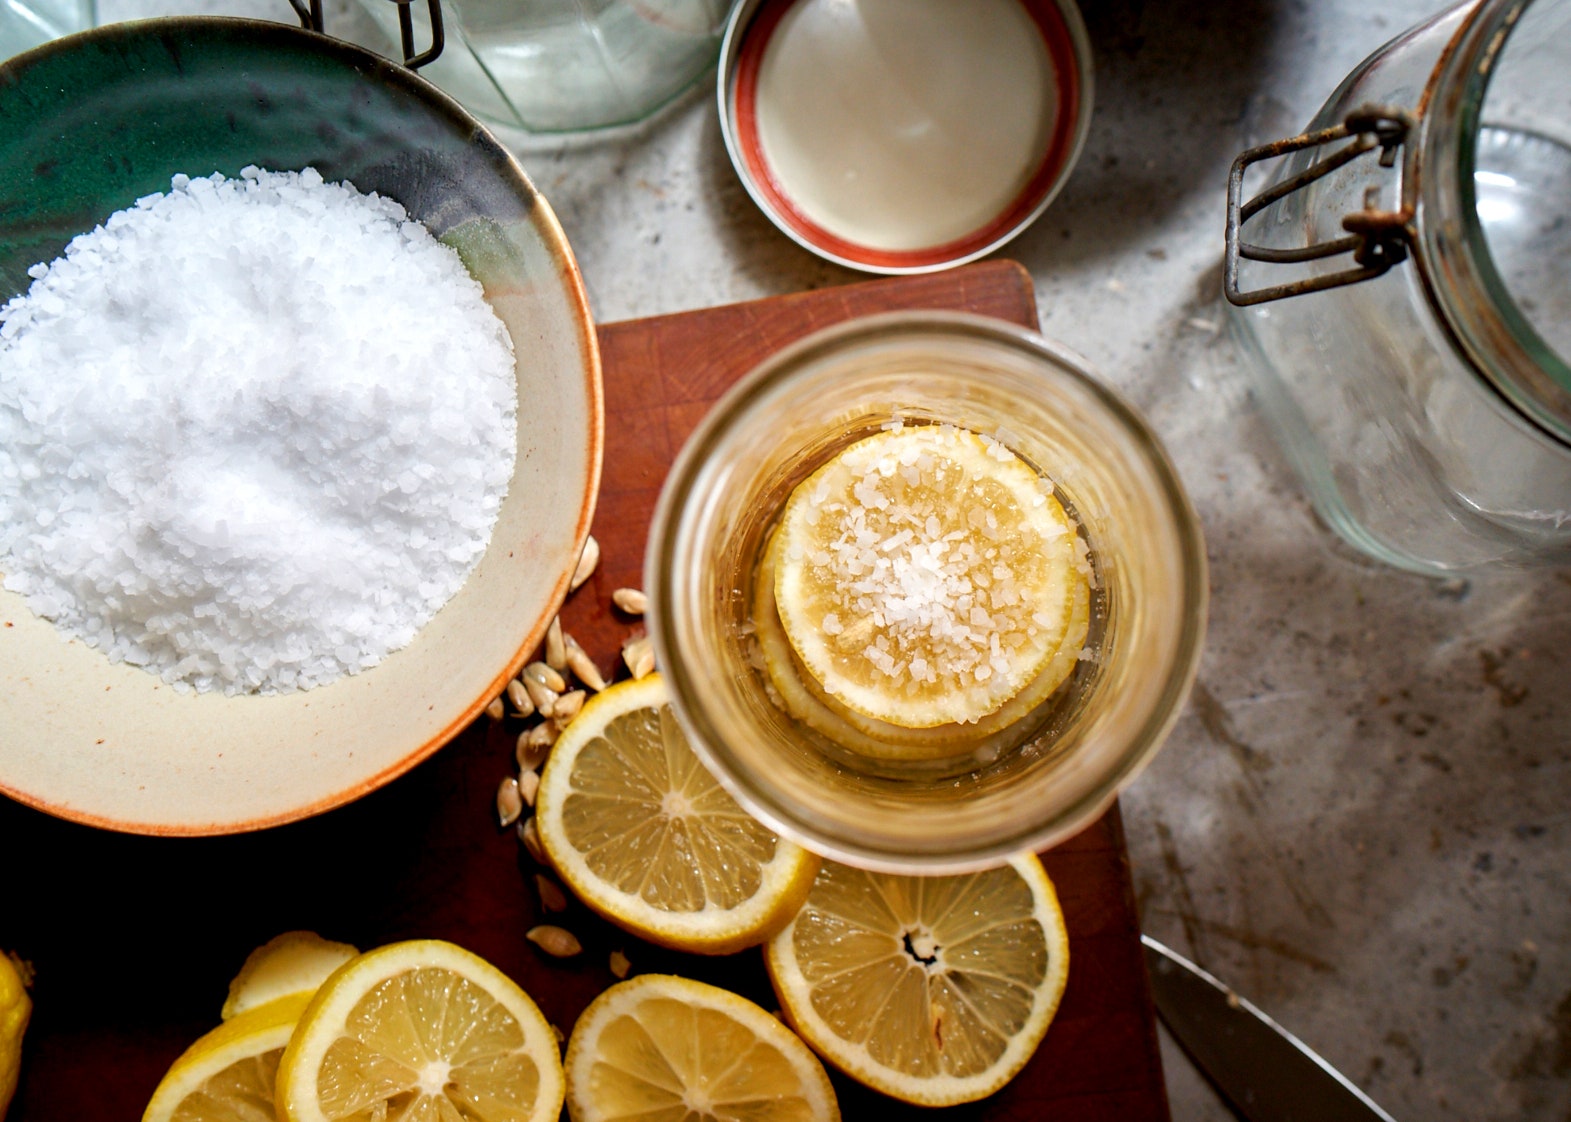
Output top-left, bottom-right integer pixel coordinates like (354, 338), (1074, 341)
(537, 675), (818, 955)
(765, 854), (1068, 1106)
(564, 974), (839, 1122)
(772, 425), (1087, 729)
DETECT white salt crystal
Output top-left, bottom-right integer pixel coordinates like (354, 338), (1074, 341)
(0, 167), (517, 695)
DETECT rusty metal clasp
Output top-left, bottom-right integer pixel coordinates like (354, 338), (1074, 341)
(287, 0), (445, 69)
(1225, 105), (1415, 307)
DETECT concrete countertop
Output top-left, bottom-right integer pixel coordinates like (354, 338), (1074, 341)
(78, 1), (1571, 1118)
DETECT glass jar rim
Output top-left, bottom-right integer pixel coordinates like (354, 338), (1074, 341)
(644, 311), (1209, 871)
(1416, 0), (1571, 444)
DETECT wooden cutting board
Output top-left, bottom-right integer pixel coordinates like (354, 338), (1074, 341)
(0, 259), (1170, 1121)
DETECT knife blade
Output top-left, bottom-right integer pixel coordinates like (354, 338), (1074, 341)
(1142, 934), (1398, 1122)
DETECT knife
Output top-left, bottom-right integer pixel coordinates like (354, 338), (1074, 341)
(1142, 934), (1399, 1122)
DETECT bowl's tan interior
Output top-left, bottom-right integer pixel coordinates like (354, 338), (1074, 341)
(0, 20), (601, 834)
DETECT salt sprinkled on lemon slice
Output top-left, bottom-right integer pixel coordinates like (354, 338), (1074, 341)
(772, 424), (1085, 729)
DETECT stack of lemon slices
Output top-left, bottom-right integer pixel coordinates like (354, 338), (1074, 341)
(756, 424), (1091, 760)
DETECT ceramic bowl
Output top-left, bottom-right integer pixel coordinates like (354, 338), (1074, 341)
(0, 18), (602, 835)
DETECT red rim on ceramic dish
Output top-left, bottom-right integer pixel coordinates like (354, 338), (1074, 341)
(719, 0), (1093, 274)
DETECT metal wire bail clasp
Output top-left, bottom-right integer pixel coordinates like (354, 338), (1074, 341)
(287, 0), (445, 69)
(1225, 105), (1415, 307)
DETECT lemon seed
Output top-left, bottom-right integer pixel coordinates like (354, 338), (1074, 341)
(528, 925), (582, 957)
(570, 536), (599, 592)
(545, 616), (567, 671)
(525, 661), (567, 693)
(553, 689), (585, 722)
(523, 676), (558, 717)
(622, 635), (655, 679)
(519, 816), (546, 863)
(612, 588), (648, 615)
(564, 634), (606, 691)
(516, 729), (550, 772)
(496, 777), (523, 828)
(536, 874), (568, 913)
(506, 678), (534, 718)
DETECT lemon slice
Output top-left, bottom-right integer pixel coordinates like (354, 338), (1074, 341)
(754, 534), (1089, 761)
(221, 931), (359, 1021)
(764, 854), (1069, 1107)
(536, 674), (819, 955)
(275, 939), (564, 1122)
(564, 974), (839, 1122)
(142, 991), (309, 1122)
(772, 425), (1087, 729)
(1, 952), (31, 1120)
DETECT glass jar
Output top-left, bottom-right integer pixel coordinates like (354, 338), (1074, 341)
(645, 312), (1207, 872)
(1226, 0), (1571, 575)
(354, 0), (728, 132)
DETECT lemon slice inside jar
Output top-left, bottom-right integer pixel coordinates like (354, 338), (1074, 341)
(755, 539), (1089, 760)
(772, 425), (1087, 729)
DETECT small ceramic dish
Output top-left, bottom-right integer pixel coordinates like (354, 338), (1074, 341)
(719, 0), (1093, 274)
(0, 17), (602, 835)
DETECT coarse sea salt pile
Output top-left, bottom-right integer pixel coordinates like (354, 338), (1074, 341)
(0, 166), (517, 695)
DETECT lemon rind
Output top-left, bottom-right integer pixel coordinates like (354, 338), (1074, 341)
(220, 930), (360, 1021)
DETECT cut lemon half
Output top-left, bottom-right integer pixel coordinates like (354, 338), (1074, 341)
(142, 991), (309, 1122)
(764, 854), (1068, 1107)
(536, 674), (819, 955)
(275, 939), (564, 1122)
(754, 534), (1089, 761)
(772, 425), (1087, 729)
(564, 974), (839, 1122)
(221, 931), (359, 1021)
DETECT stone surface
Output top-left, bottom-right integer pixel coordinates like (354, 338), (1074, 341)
(51, 1), (1571, 1119)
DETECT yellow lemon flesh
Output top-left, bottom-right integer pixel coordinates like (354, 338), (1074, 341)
(771, 425), (1088, 731)
(536, 674), (819, 956)
(0, 952), (30, 1120)
(221, 931), (359, 1021)
(564, 974), (839, 1122)
(142, 991), (310, 1122)
(765, 854), (1069, 1107)
(276, 939), (564, 1122)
